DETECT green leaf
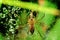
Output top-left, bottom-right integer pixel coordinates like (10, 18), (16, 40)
(0, 33), (3, 40)
(0, 0), (2, 8)
(45, 18), (60, 40)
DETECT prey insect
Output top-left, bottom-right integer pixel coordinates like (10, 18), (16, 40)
(28, 11), (35, 34)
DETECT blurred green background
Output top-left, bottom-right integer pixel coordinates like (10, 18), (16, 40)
(0, 0), (60, 40)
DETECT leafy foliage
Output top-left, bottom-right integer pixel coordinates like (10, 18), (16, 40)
(0, 0), (60, 40)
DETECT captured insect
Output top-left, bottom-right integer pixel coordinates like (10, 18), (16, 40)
(28, 11), (35, 34)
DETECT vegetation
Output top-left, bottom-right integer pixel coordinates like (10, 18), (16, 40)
(0, 0), (60, 40)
